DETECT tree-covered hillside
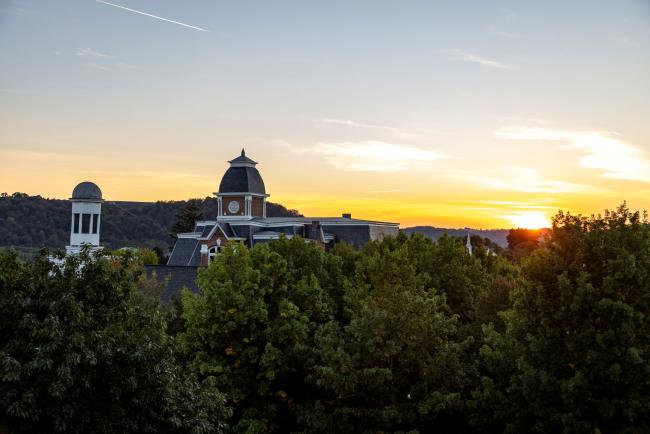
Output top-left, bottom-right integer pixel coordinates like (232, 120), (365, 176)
(0, 193), (301, 252)
(402, 226), (511, 247)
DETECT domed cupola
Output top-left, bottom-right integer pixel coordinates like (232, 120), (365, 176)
(218, 149), (266, 195)
(72, 181), (102, 200)
(216, 149), (269, 219)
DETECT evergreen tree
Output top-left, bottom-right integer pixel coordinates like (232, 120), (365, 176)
(170, 200), (203, 237)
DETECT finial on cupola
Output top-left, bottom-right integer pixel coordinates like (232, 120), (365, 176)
(241, 148), (246, 157)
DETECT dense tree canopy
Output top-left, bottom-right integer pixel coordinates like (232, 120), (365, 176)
(472, 204), (650, 433)
(0, 250), (228, 433)
(1, 203), (648, 433)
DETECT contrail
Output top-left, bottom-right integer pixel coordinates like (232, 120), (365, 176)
(96, 0), (208, 32)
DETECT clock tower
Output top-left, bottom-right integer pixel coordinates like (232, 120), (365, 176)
(216, 149), (268, 219)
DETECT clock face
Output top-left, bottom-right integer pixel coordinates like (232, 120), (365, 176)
(228, 200), (240, 214)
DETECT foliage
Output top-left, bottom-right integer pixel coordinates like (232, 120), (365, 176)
(0, 249), (228, 433)
(472, 203), (650, 433)
(171, 200), (204, 237)
(506, 228), (545, 260)
(111, 247), (160, 265)
(2, 202), (648, 434)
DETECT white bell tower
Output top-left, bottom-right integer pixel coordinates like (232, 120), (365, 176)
(66, 181), (103, 255)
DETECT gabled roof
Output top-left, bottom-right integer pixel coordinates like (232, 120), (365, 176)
(167, 238), (201, 266)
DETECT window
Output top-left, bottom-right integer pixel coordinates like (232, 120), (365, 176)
(82, 214), (91, 234)
(73, 213), (80, 233)
(208, 246), (222, 262)
(92, 214), (99, 234)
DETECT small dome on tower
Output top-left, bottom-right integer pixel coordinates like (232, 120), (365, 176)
(218, 149), (266, 194)
(71, 181), (102, 200)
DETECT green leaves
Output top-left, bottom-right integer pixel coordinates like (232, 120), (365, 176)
(0, 250), (227, 433)
(472, 203), (650, 433)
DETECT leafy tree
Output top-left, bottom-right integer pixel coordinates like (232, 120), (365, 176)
(472, 204), (650, 433)
(506, 228), (543, 260)
(303, 239), (475, 433)
(181, 239), (335, 432)
(0, 249), (228, 433)
(171, 200), (204, 237)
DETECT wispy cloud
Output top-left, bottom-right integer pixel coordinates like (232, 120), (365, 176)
(96, 0), (208, 32)
(615, 35), (636, 46)
(365, 189), (409, 194)
(495, 126), (650, 183)
(85, 62), (112, 71)
(477, 167), (584, 193)
(76, 47), (110, 58)
(320, 118), (417, 138)
(313, 141), (444, 172)
(451, 50), (512, 70)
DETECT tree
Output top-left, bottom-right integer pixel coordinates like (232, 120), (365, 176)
(472, 204), (650, 433)
(181, 239), (335, 432)
(506, 228), (543, 260)
(171, 200), (203, 237)
(303, 238), (475, 433)
(0, 249), (228, 433)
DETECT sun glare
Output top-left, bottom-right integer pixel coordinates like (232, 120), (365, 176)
(505, 211), (551, 229)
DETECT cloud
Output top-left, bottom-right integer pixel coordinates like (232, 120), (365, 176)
(477, 167), (584, 193)
(615, 36), (636, 46)
(96, 0), (208, 32)
(85, 62), (112, 71)
(313, 141), (444, 172)
(320, 118), (416, 138)
(76, 47), (110, 58)
(365, 189), (409, 194)
(495, 126), (650, 183)
(451, 50), (512, 70)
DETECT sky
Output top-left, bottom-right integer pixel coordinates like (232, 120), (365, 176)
(1, 0), (649, 228)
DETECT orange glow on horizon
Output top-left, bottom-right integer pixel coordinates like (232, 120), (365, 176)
(503, 211), (552, 229)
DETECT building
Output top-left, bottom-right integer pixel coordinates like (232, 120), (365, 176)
(166, 149), (399, 267)
(66, 181), (104, 256)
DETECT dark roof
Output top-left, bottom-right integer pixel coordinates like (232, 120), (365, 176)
(72, 181), (102, 200)
(218, 166), (266, 194)
(200, 224), (214, 237)
(228, 148), (258, 165)
(144, 265), (199, 302)
(167, 238), (201, 266)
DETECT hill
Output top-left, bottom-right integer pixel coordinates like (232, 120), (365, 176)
(401, 226), (510, 247)
(0, 193), (301, 252)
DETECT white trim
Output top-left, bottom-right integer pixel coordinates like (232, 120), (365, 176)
(201, 222), (232, 241)
(215, 192), (269, 198)
(177, 232), (202, 238)
(253, 233), (294, 240)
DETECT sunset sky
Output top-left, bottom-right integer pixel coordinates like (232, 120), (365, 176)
(1, 0), (649, 228)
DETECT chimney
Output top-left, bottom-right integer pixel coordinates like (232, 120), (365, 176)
(342, 213), (352, 219)
(309, 220), (321, 240)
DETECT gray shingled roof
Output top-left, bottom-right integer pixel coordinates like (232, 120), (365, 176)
(167, 238), (201, 266)
(72, 181), (102, 200)
(218, 166), (266, 194)
(144, 265), (199, 302)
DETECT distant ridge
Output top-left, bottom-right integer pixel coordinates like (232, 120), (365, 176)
(401, 226), (510, 248)
(0, 193), (301, 252)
